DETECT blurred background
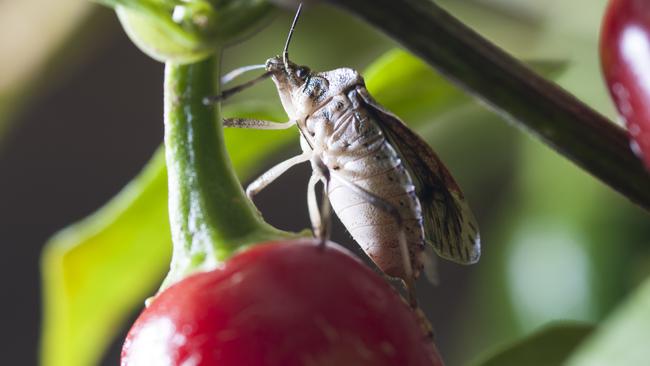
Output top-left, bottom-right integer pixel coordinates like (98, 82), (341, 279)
(1, 0), (648, 365)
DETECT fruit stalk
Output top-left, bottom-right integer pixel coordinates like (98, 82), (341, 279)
(163, 55), (292, 287)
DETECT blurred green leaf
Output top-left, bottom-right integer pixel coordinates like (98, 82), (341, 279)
(499, 135), (649, 333)
(41, 148), (170, 366)
(566, 277), (650, 366)
(39, 48), (566, 366)
(470, 322), (593, 366)
(365, 49), (566, 125)
(453, 120), (649, 365)
(364, 49), (467, 123)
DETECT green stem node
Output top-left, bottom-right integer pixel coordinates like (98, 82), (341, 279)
(102, 0), (273, 63)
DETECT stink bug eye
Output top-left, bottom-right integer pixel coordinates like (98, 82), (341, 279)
(296, 66), (310, 79)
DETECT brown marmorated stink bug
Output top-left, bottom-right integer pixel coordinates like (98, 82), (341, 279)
(205, 3), (480, 307)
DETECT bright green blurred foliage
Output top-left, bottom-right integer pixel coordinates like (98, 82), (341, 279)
(567, 277), (650, 366)
(41, 149), (170, 366)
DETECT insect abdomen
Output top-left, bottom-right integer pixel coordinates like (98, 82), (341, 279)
(325, 121), (426, 281)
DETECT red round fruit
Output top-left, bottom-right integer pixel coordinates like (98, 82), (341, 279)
(121, 240), (443, 366)
(601, 0), (650, 168)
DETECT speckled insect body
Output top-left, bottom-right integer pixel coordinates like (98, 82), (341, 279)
(286, 63), (427, 282)
(211, 4), (480, 306)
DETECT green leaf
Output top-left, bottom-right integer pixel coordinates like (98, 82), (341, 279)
(364, 49), (467, 124)
(469, 322), (593, 366)
(365, 49), (567, 126)
(566, 277), (650, 366)
(41, 148), (170, 366)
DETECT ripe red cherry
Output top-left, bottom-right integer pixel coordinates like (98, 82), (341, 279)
(601, 0), (650, 168)
(121, 240), (443, 366)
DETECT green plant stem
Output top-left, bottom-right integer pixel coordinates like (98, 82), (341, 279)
(326, 0), (650, 212)
(163, 55), (292, 287)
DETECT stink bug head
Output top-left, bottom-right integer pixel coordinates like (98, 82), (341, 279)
(266, 55), (364, 120)
(265, 55), (315, 119)
(214, 2), (364, 120)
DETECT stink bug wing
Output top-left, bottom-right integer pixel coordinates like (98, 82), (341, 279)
(355, 86), (481, 265)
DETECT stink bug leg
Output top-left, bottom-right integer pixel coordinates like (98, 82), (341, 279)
(245, 152), (311, 201)
(310, 155), (333, 247)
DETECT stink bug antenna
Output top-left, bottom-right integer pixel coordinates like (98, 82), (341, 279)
(203, 2), (303, 105)
(221, 64), (267, 85)
(283, 2), (303, 75)
(203, 71), (272, 105)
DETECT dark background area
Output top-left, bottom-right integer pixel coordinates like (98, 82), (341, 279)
(0, 15), (162, 364)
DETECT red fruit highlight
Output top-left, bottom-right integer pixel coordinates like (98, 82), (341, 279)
(122, 240), (443, 366)
(601, 0), (650, 168)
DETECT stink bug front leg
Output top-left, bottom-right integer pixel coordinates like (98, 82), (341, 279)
(223, 118), (296, 130)
(245, 152), (311, 201)
(220, 117), (305, 200)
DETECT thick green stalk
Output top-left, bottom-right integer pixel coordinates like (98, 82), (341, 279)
(326, 0), (650, 212)
(163, 55), (292, 287)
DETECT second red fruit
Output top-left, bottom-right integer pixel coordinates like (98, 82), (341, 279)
(601, 0), (650, 168)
